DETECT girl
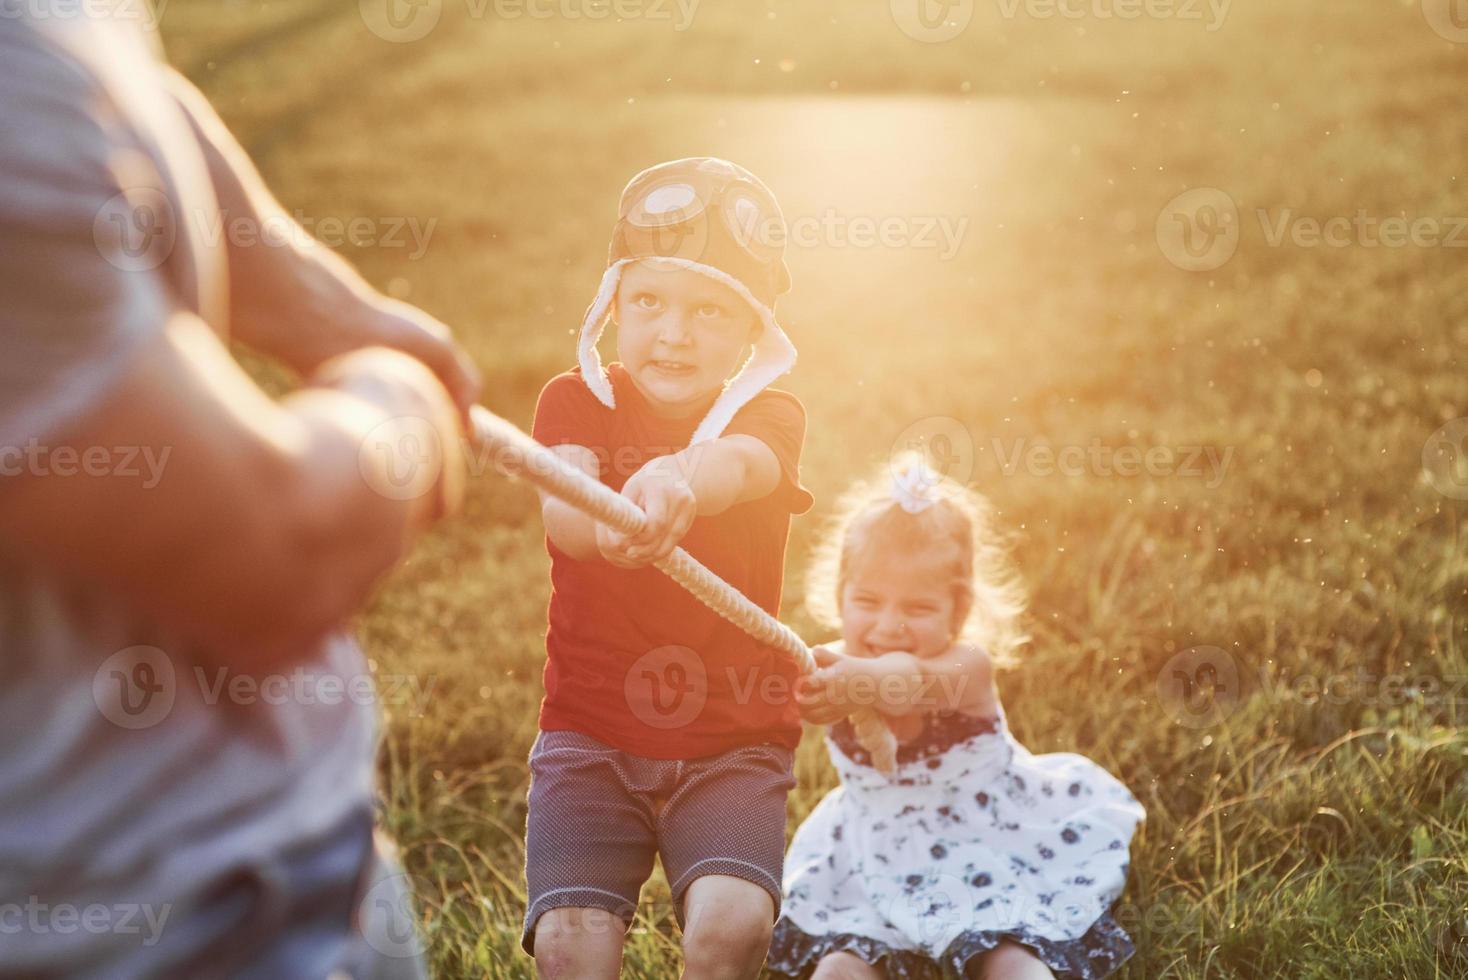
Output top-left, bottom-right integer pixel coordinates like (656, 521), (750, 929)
(765, 460), (1145, 980)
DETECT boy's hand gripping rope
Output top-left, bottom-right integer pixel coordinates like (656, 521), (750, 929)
(469, 406), (900, 773)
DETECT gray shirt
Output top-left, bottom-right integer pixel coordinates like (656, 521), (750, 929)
(0, 11), (377, 976)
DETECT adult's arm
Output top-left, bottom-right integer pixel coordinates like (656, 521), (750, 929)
(0, 311), (467, 673)
(162, 67), (482, 419)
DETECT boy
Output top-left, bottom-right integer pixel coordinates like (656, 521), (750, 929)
(523, 157), (814, 980)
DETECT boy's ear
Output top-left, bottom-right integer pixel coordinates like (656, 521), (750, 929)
(748, 312), (765, 343)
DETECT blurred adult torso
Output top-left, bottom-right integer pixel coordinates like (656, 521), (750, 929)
(0, 9), (377, 976)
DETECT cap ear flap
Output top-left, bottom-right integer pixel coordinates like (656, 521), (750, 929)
(688, 287), (795, 446)
(577, 261), (630, 409)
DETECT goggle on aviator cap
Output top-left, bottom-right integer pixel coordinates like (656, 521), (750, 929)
(576, 157), (799, 447)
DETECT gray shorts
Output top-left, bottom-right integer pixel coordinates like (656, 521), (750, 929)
(521, 728), (797, 956)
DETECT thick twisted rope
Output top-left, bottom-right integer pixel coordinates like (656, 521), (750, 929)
(469, 405), (899, 773)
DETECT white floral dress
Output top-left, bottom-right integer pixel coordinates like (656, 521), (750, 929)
(766, 707), (1145, 979)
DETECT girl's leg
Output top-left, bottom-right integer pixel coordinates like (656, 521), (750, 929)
(810, 951), (886, 980)
(965, 940), (1056, 980)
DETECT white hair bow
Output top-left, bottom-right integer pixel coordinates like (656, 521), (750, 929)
(890, 460), (941, 514)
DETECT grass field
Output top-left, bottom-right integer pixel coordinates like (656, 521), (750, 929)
(157, 1), (1468, 976)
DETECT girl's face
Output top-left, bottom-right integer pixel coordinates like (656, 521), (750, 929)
(614, 260), (758, 418)
(839, 543), (960, 660)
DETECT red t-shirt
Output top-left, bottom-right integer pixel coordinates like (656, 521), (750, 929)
(531, 362), (815, 758)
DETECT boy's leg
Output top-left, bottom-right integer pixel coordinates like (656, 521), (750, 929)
(679, 874), (775, 980)
(532, 906), (626, 980)
(655, 742), (797, 980)
(521, 730), (662, 979)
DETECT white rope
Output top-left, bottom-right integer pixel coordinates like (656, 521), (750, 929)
(469, 405), (899, 773)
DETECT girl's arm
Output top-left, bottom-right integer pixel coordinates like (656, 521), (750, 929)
(797, 643), (998, 720)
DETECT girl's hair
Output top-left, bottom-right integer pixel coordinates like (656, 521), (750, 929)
(805, 455), (1029, 666)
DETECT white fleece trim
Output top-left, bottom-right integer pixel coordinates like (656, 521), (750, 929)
(575, 259), (631, 410)
(573, 256), (797, 447)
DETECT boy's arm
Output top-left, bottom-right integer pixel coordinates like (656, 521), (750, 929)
(677, 434), (782, 515)
(597, 434), (781, 567)
(538, 444), (603, 561)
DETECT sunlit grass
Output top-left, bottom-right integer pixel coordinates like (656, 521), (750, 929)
(162, 1), (1468, 975)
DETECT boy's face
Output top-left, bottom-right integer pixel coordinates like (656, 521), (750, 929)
(840, 545), (959, 661)
(614, 260), (760, 418)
